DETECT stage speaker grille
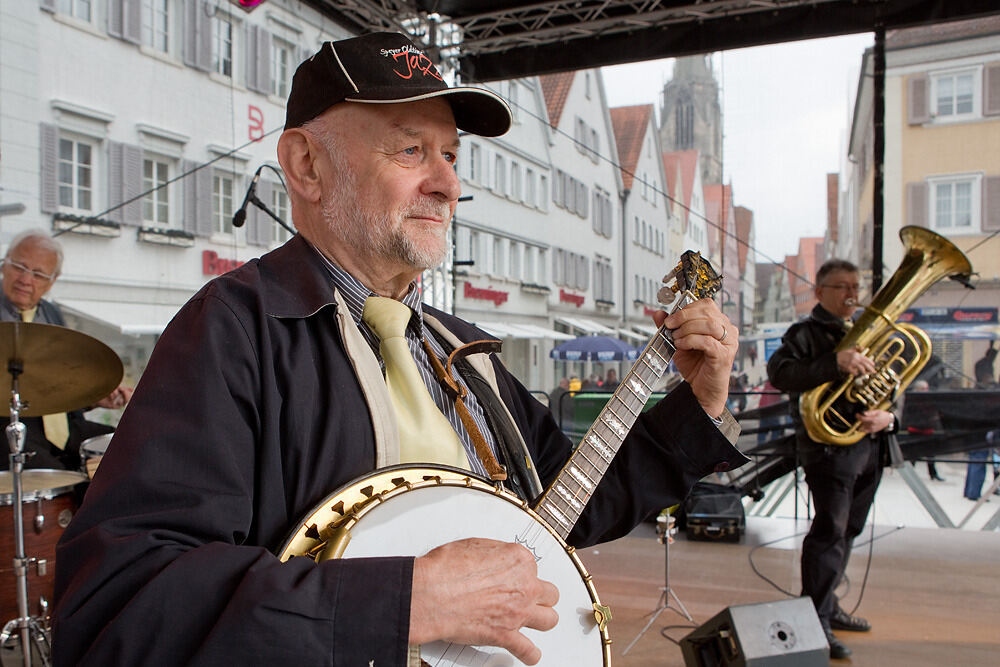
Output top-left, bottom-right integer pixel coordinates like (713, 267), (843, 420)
(679, 597), (828, 666)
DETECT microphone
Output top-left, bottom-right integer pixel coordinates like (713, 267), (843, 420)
(233, 166), (263, 228)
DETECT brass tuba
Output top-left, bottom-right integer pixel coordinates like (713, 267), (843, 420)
(800, 226), (972, 445)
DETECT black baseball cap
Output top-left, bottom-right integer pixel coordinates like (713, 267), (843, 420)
(284, 32), (511, 137)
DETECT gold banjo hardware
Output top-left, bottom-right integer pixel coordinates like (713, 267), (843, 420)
(800, 226), (973, 446)
(277, 251), (722, 664)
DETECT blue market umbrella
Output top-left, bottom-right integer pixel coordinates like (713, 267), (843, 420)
(549, 335), (640, 362)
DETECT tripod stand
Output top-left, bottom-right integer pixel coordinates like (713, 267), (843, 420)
(622, 511), (694, 655)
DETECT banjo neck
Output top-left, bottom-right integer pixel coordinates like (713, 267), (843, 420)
(534, 295), (691, 540)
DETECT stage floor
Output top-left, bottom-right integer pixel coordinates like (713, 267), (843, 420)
(579, 515), (1000, 665)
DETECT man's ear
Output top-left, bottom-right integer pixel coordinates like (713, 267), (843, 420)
(277, 129), (323, 204)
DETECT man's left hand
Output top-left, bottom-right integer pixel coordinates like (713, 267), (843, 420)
(858, 409), (894, 434)
(95, 384), (133, 410)
(654, 299), (737, 418)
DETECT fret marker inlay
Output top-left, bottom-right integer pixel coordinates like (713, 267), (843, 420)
(569, 466), (594, 490)
(555, 484), (583, 510)
(602, 415), (627, 437)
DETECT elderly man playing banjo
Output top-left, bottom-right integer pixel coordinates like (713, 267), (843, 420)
(53, 32), (746, 666)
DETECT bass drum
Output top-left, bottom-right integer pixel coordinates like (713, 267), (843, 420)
(0, 469), (87, 621)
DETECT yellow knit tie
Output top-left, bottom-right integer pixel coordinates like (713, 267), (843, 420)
(20, 308), (69, 450)
(362, 297), (468, 469)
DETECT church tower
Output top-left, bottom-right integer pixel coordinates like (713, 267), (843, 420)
(659, 55), (723, 185)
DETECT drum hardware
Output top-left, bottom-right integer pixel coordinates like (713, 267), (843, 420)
(0, 322), (122, 667)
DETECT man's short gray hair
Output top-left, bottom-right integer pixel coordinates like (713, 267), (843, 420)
(5, 230), (64, 277)
(816, 258), (858, 286)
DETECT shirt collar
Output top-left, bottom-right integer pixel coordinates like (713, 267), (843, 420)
(309, 242), (423, 333)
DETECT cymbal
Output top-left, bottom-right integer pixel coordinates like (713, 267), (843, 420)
(0, 321), (123, 416)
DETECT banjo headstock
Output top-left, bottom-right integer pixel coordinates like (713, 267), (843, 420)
(657, 250), (723, 309)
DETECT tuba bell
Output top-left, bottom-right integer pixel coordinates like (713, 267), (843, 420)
(800, 226), (972, 446)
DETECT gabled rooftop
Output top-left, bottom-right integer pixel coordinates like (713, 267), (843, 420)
(610, 104), (654, 191)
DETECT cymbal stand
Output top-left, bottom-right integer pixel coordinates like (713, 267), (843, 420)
(0, 361), (51, 667)
(622, 513), (694, 656)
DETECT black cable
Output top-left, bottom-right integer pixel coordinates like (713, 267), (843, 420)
(660, 623), (698, 646)
(746, 529), (808, 598)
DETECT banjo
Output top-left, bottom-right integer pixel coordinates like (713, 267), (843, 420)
(277, 251), (722, 666)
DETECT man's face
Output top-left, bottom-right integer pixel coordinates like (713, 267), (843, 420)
(815, 269), (861, 320)
(314, 98), (461, 278)
(2, 240), (59, 311)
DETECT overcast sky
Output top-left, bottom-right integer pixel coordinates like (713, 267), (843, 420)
(601, 33), (874, 265)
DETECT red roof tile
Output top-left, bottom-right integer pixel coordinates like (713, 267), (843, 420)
(539, 71), (575, 128)
(610, 105), (653, 191)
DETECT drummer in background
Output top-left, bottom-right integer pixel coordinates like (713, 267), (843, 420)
(0, 230), (132, 471)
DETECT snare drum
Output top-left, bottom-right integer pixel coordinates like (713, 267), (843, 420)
(0, 469), (87, 621)
(80, 433), (114, 479)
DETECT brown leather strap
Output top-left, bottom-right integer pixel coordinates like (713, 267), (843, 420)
(421, 338), (507, 481)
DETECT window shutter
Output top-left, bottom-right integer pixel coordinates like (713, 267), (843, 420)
(984, 62), (1000, 117)
(107, 142), (125, 223)
(39, 124), (59, 214)
(124, 0), (142, 45)
(247, 180), (273, 246)
(907, 74), (930, 125)
(195, 168), (213, 237)
(184, 0), (211, 72)
(906, 181), (928, 228)
(107, 0), (124, 39)
(182, 160), (198, 234)
(983, 175), (1000, 232)
(121, 144), (144, 225)
(247, 26), (271, 95)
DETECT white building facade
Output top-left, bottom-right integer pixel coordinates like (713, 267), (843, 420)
(1, 0), (347, 385)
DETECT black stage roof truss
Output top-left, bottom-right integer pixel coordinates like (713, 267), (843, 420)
(302, 0), (1000, 81)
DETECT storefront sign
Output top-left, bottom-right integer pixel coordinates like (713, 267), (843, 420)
(463, 282), (508, 306)
(899, 307), (997, 324)
(559, 289), (584, 308)
(202, 250), (244, 276)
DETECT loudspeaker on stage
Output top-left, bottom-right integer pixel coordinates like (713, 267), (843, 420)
(679, 597), (828, 666)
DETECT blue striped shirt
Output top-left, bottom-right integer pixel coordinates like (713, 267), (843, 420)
(311, 247), (501, 477)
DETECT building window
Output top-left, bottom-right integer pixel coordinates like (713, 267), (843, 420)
(273, 187), (290, 243)
(539, 175), (548, 211)
(930, 176), (980, 232)
(271, 39), (292, 98)
(510, 162), (521, 201)
(593, 189), (612, 238)
(524, 246), (535, 283)
(142, 158), (170, 226)
(58, 137), (93, 212)
(212, 16), (233, 78)
(141, 0), (169, 53)
(524, 168), (535, 207)
(469, 143), (480, 182)
(509, 242), (521, 280)
(213, 173), (235, 234)
(676, 101), (694, 149)
(469, 231), (480, 268)
(494, 154), (505, 194)
(493, 237), (504, 276)
(58, 0), (92, 21)
(933, 69), (976, 119)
